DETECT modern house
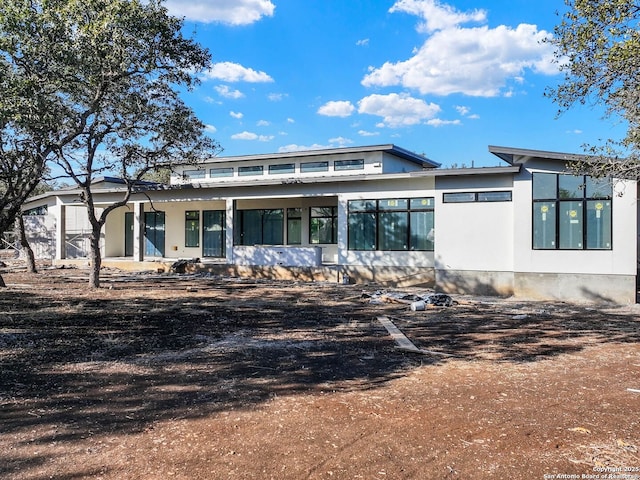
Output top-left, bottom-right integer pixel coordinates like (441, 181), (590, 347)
(21, 144), (638, 303)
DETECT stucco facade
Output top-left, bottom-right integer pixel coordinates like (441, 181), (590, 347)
(21, 144), (639, 303)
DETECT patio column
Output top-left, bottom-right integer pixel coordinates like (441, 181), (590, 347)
(54, 202), (66, 260)
(226, 198), (234, 263)
(133, 202), (145, 261)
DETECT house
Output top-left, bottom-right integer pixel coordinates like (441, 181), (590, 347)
(21, 144), (638, 303)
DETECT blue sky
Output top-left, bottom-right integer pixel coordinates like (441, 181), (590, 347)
(165, 0), (625, 167)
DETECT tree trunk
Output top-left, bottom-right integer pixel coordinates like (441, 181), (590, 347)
(0, 273), (5, 288)
(18, 215), (37, 273)
(88, 226), (102, 288)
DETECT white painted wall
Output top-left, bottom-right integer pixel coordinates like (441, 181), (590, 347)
(433, 175), (514, 273)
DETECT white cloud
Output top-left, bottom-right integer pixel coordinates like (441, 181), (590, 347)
(357, 93), (441, 127)
(329, 136), (353, 146)
(390, 0), (486, 33)
(287, 118), (295, 123)
(426, 118), (461, 127)
(363, 0), (557, 97)
(456, 105), (479, 119)
(205, 124), (217, 133)
(230, 111), (244, 119)
(268, 93), (287, 101)
(165, 0), (275, 26)
(215, 85), (244, 99)
(358, 130), (380, 137)
(356, 38), (370, 46)
(257, 120), (270, 126)
(317, 100), (356, 117)
(231, 131), (274, 141)
(205, 62), (273, 83)
(278, 144), (331, 153)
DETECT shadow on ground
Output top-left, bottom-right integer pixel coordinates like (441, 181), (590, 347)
(1, 270), (639, 479)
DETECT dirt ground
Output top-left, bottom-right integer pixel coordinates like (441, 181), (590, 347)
(1, 264), (639, 480)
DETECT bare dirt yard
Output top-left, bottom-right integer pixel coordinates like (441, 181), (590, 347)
(1, 265), (639, 480)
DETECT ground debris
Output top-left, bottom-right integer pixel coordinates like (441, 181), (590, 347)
(362, 289), (455, 309)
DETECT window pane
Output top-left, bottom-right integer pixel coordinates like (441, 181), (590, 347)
(310, 207), (335, 217)
(334, 159), (364, 171)
(185, 211), (199, 247)
(203, 210), (225, 257)
(348, 212), (376, 250)
(558, 175), (584, 199)
(238, 210), (262, 245)
(287, 208), (302, 245)
(477, 191), (512, 202)
(532, 173), (556, 199)
(378, 212), (408, 250)
(559, 201), (584, 249)
(238, 165), (264, 176)
(443, 192), (476, 203)
(533, 202), (556, 249)
(269, 163), (295, 174)
(311, 218), (333, 244)
(300, 161), (328, 173)
(410, 197), (434, 210)
(262, 209), (283, 245)
(184, 169), (206, 180)
(287, 219), (301, 245)
(586, 200), (612, 249)
(379, 199), (408, 210)
(586, 176), (612, 199)
(410, 211), (434, 251)
(348, 200), (376, 211)
(210, 167), (233, 178)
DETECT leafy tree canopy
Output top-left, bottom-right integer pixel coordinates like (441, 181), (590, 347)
(547, 0), (640, 178)
(0, 0), (221, 287)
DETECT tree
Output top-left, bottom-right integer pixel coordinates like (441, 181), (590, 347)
(0, 0), (220, 288)
(547, 0), (640, 178)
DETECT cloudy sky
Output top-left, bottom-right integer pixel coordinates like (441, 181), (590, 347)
(166, 0), (623, 167)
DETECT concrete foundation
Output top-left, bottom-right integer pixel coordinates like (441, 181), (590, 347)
(514, 272), (637, 304)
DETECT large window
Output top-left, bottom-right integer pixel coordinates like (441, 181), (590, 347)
(348, 198), (434, 251)
(287, 208), (302, 245)
(234, 209), (284, 245)
(310, 207), (337, 244)
(185, 211), (200, 247)
(533, 173), (612, 250)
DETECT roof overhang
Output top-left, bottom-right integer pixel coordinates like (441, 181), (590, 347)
(488, 145), (593, 165)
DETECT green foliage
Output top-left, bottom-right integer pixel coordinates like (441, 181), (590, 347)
(0, 0), (221, 286)
(547, 0), (640, 178)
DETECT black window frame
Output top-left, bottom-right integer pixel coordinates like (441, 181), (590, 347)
(185, 210), (200, 248)
(532, 173), (612, 250)
(443, 191), (512, 203)
(309, 206), (338, 244)
(347, 198), (435, 251)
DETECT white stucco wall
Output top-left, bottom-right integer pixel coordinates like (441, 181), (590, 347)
(433, 174), (515, 273)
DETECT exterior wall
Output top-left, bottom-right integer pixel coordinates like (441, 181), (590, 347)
(510, 160), (637, 302)
(170, 150), (425, 185)
(23, 215), (56, 259)
(104, 206), (127, 257)
(18, 147), (640, 304)
(433, 174), (515, 295)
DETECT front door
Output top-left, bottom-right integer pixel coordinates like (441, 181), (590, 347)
(203, 210), (225, 257)
(144, 211), (165, 257)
